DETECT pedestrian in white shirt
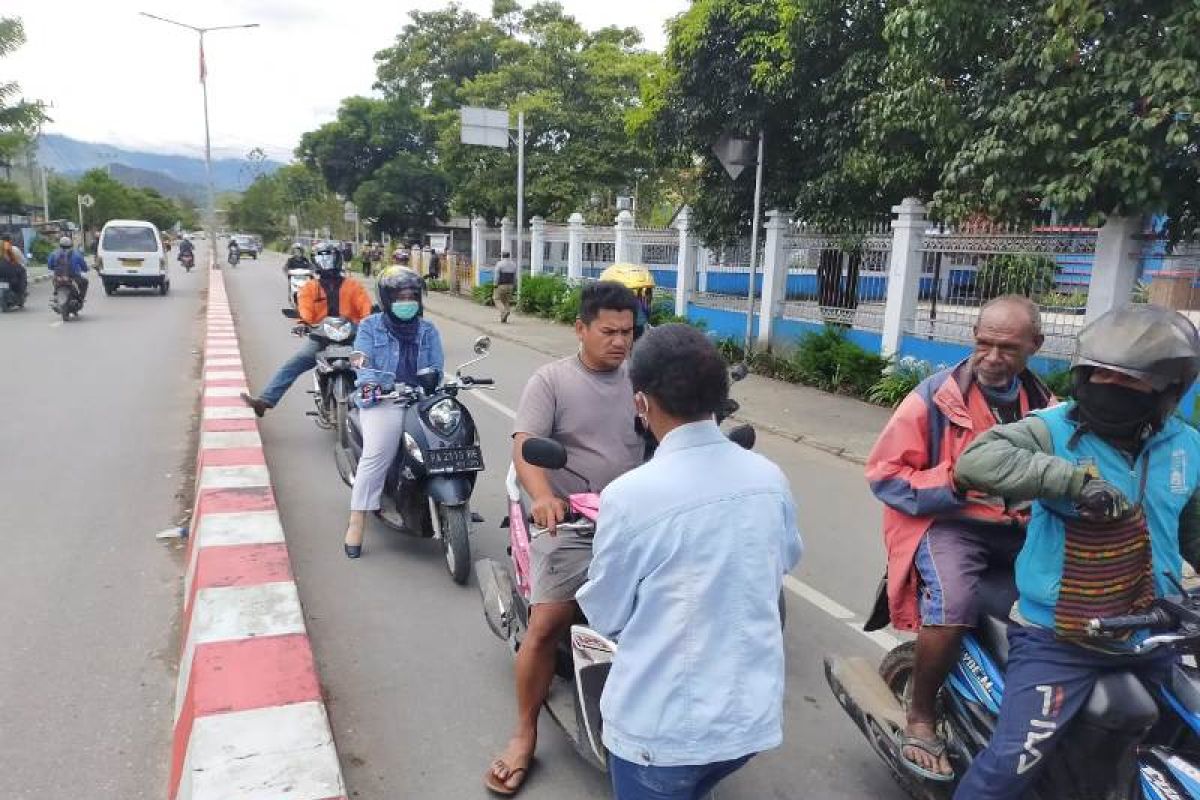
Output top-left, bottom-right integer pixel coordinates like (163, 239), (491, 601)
(577, 324), (804, 800)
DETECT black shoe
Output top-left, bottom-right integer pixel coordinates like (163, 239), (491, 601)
(240, 393), (272, 418)
(343, 542), (362, 559)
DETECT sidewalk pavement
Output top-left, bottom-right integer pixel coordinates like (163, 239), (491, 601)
(28, 266), (50, 284)
(423, 291), (893, 465)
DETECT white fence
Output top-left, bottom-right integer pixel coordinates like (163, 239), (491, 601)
(468, 200), (1182, 358)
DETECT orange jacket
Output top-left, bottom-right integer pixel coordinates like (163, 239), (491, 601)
(297, 276), (372, 325)
(864, 361), (1053, 631)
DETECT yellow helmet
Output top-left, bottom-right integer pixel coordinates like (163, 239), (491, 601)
(599, 263), (655, 292)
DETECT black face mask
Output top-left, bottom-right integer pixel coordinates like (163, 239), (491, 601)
(1074, 381), (1162, 441)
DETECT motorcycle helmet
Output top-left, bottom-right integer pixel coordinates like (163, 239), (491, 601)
(312, 241), (343, 276)
(377, 265), (424, 323)
(58, 235), (73, 249)
(291, 243), (305, 257)
(393, 249), (411, 265)
(1070, 304), (1200, 437)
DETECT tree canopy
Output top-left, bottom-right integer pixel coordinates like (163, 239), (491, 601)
(68, 170), (198, 232)
(297, 1), (667, 232)
(225, 163), (349, 243)
(642, 0), (1200, 241)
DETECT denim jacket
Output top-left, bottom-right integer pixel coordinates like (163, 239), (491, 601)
(576, 420), (804, 766)
(352, 314), (444, 392)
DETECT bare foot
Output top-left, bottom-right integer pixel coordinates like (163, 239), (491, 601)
(485, 733), (536, 794)
(901, 719), (952, 778)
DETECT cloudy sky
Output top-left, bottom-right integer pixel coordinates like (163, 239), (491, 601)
(6, 0), (687, 162)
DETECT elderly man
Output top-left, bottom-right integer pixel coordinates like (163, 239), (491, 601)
(864, 295), (1053, 781)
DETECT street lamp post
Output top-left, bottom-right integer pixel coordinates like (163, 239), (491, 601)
(138, 12), (258, 268)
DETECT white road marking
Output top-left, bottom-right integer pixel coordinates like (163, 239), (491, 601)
(463, 388), (893, 650)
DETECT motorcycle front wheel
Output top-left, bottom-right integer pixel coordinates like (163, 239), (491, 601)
(333, 399), (354, 487)
(440, 505), (471, 586)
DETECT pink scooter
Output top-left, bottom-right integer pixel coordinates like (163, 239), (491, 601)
(475, 426), (760, 771)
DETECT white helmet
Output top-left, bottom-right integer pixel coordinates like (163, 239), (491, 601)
(58, 236), (72, 248)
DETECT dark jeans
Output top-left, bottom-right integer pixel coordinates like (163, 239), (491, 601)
(609, 753), (753, 800)
(259, 338), (320, 406)
(952, 626), (1174, 800)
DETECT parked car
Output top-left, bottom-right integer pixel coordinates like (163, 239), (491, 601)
(230, 234), (260, 259)
(96, 219), (170, 295)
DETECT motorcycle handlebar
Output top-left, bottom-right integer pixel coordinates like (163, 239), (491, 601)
(1087, 608), (1172, 635)
(469, 378), (495, 386)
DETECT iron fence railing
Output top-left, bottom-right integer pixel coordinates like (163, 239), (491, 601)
(780, 221), (892, 331)
(907, 223), (1097, 356)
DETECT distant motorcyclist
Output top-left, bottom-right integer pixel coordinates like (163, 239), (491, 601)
(0, 232), (28, 300)
(177, 237), (194, 261)
(284, 243), (311, 274)
(240, 242), (372, 417)
(47, 236), (88, 302)
(951, 305), (1200, 800)
(227, 238), (239, 266)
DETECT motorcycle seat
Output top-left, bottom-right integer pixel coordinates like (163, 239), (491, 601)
(1079, 671), (1159, 732)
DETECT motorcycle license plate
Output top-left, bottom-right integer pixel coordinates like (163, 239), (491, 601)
(322, 345), (354, 358)
(426, 445), (484, 474)
(120, 258), (142, 266)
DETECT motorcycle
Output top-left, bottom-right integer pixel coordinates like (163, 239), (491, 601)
(227, 247), (240, 268)
(338, 335), (494, 585)
(50, 273), (83, 321)
(0, 274), (26, 312)
(824, 568), (1200, 799)
(475, 371), (766, 773)
(280, 309), (357, 439)
(179, 251), (195, 272)
(287, 266), (314, 308)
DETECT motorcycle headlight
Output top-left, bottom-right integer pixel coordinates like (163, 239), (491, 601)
(320, 318), (354, 342)
(425, 399), (462, 436)
(403, 432), (424, 464)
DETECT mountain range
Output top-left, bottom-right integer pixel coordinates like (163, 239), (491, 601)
(37, 134), (285, 199)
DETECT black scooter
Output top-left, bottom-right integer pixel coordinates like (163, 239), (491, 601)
(339, 335), (494, 585)
(0, 274), (26, 312)
(50, 273), (83, 321)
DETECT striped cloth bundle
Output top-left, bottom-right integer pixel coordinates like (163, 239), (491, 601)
(1054, 509), (1156, 640)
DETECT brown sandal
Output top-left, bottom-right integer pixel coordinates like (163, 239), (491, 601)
(484, 757), (532, 796)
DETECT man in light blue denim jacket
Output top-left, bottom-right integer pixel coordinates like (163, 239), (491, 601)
(577, 325), (803, 800)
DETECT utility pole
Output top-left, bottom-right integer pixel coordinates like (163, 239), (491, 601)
(139, 12), (259, 267)
(516, 111), (525, 295)
(742, 131), (765, 356)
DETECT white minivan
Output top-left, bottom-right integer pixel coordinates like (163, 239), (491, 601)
(97, 219), (170, 295)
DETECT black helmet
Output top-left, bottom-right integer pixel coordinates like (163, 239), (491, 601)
(312, 241), (343, 275)
(1072, 305), (1200, 395)
(376, 265), (424, 319)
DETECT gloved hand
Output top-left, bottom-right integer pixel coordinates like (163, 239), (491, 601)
(1076, 477), (1130, 521)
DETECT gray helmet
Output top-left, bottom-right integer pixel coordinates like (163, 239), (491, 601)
(1073, 305), (1200, 394)
(58, 236), (72, 248)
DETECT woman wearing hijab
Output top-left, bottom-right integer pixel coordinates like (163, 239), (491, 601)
(343, 266), (445, 557)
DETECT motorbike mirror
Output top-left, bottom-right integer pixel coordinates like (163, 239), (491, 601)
(730, 362), (749, 382)
(473, 336), (492, 356)
(727, 424), (756, 450)
(522, 437), (568, 471)
(281, 308), (300, 319)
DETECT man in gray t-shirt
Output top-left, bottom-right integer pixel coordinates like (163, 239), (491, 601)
(485, 282), (644, 795)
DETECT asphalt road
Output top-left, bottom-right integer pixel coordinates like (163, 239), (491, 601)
(226, 251), (908, 800)
(0, 250), (207, 797)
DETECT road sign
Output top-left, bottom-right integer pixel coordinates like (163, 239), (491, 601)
(287, 214), (298, 229)
(343, 209), (358, 223)
(712, 133), (755, 181)
(461, 106), (510, 149)
(78, 194), (95, 208)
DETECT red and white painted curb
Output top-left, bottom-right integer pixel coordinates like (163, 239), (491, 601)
(170, 268), (346, 800)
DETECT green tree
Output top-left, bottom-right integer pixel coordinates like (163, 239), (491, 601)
(921, 0), (1200, 238)
(353, 154), (449, 238)
(0, 179), (23, 213)
(0, 17), (46, 162)
(637, 0), (896, 242)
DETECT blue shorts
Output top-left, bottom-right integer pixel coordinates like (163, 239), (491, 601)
(914, 520), (1024, 626)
